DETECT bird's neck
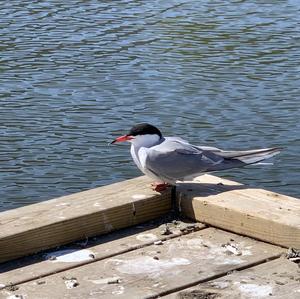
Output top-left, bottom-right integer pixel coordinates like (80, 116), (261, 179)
(131, 134), (162, 150)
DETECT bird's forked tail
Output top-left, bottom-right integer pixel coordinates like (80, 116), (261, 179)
(218, 147), (282, 165)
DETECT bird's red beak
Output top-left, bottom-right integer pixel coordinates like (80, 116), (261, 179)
(110, 135), (134, 144)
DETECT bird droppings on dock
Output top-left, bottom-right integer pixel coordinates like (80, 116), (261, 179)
(136, 233), (158, 242)
(221, 242), (253, 256)
(45, 249), (95, 263)
(63, 277), (79, 289)
(111, 285), (125, 295)
(222, 243), (242, 256)
(166, 237), (252, 265)
(131, 194), (147, 200)
(110, 256), (190, 275)
(236, 283), (273, 298)
(0, 226), (290, 298)
(154, 240), (163, 245)
(55, 216), (66, 220)
(0, 175), (298, 298)
(55, 202), (69, 207)
(210, 281), (230, 289)
(6, 295), (25, 299)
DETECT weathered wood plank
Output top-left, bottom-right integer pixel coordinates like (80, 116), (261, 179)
(0, 228), (284, 299)
(164, 257), (300, 299)
(0, 219), (205, 288)
(0, 176), (171, 263)
(178, 174), (300, 248)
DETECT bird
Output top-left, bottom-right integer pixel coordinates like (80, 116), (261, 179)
(110, 123), (281, 192)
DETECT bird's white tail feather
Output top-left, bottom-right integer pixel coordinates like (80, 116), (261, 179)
(251, 162), (274, 166)
(227, 148), (282, 164)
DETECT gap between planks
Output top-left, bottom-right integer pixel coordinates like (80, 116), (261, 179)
(145, 255), (282, 299)
(0, 219), (206, 288)
(162, 257), (300, 299)
(1, 174), (298, 265)
(1, 228), (285, 299)
(177, 174), (300, 249)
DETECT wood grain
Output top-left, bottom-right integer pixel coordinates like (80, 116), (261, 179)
(164, 257), (300, 299)
(0, 228), (283, 299)
(0, 220), (205, 287)
(0, 176), (171, 263)
(177, 174), (300, 248)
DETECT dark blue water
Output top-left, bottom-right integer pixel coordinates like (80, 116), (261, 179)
(0, 0), (299, 211)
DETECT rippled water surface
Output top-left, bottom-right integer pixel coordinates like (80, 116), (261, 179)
(1, 0), (299, 211)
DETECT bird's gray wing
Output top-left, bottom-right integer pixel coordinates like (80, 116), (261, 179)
(145, 139), (225, 182)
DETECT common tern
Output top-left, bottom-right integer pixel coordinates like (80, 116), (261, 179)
(111, 123), (281, 191)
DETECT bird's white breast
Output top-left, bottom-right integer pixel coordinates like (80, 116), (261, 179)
(130, 145), (161, 181)
(138, 147), (148, 169)
(130, 145), (143, 172)
(130, 145), (149, 173)
(129, 134), (163, 181)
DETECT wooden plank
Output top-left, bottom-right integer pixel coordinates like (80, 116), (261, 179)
(177, 174), (300, 248)
(0, 219), (205, 287)
(0, 176), (171, 263)
(0, 228), (284, 299)
(164, 257), (300, 299)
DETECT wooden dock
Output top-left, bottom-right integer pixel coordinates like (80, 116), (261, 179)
(0, 174), (299, 298)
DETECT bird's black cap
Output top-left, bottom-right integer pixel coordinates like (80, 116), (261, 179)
(128, 123), (162, 138)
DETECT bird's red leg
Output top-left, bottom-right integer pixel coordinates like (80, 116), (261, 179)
(151, 182), (170, 192)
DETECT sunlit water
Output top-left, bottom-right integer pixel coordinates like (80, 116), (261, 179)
(0, 0), (299, 211)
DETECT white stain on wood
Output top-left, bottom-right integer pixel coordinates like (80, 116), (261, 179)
(113, 256), (190, 275)
(222, 243), (252, 256)
(111, 285), (125, 295)
(64, 278), (79, 289)
(132, 194), (147, 200)
(210, 281), (230, 289)
(55, 202), (69, 207)
(223, 243), (241, 255)
(45, 249), (95, 263)
(236, 283), (273, 298)
(172, 237), (249, 265)
(136, 233), (158, 242)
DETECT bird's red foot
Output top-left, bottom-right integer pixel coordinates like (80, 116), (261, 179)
(151, 182), (170, 192)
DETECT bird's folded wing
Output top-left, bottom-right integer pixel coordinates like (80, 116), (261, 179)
(145, 140), (224, 182)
